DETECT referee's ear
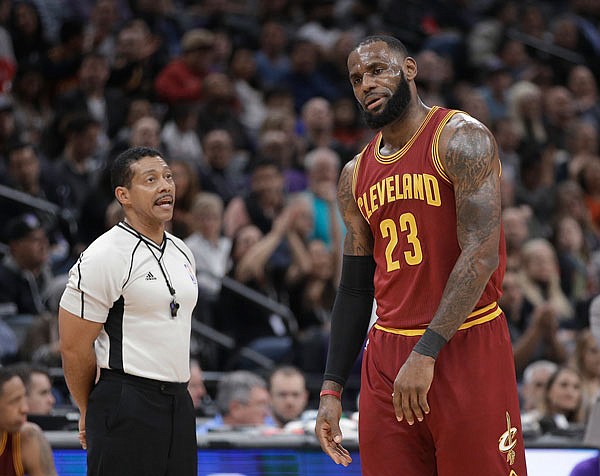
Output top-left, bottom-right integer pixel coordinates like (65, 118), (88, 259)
(115, 186), (129, 206)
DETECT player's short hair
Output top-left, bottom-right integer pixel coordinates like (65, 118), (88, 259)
(0, 367), (20, 397)
(111, 146), (164, 190)
(356, 35), (409, 57)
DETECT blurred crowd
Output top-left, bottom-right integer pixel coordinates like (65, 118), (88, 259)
(1, 0), (600, 441)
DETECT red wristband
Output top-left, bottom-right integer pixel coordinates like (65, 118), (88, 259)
(320, 389), (342, 399)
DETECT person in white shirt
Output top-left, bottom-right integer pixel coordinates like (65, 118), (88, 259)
(58, 146), (198, 476)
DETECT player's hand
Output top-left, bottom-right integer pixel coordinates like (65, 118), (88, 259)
(78, 413), (87, 450)
(393, 351), (435, 425)
(315, 396), (352, 466)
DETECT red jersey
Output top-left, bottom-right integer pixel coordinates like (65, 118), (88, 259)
(0, 431), (23, 476)
(353, 106), (505, 330)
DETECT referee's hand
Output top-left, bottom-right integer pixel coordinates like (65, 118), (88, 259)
(315, 396), (352, 466)
(78, 415), (87, 450)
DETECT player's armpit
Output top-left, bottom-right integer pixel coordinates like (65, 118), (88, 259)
(337, 158), (374, 256)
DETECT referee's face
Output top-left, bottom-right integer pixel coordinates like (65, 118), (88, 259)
(121, 155), (176, 227)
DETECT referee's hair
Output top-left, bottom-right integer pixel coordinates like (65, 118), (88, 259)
(215, 370), (267, 416)
(111, 146), (164, 190)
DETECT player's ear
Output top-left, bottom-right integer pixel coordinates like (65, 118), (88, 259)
(404, 57), (417, 81)
(115, 186), (129, 206)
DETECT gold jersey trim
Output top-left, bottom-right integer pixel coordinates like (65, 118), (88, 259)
(431, 109), (461, 184)
(0, 431), (6, 455)
(351, 143), (369, 202)
(373, 301), (502, 336)
(373, 106), (440, 164)
(13, 432), (23, 476)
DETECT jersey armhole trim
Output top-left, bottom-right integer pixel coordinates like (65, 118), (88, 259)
(431, 109), (461, 185)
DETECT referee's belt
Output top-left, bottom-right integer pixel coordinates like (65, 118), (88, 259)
(373, 301), (502, 336)
(100, 368), (189, 395)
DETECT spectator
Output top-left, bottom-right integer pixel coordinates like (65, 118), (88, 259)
(10, 61), (53, 147)
(268, 365), (309, 429)
(224, 158), (286, 238)
(9, 1), (49, 64)
(303, 147), (344, 248)
(299, 97), (355, 164)
(188, 358), (216, 417)
(1, 140), (70, 264)
(281, 38), (340, 113)
(185, 192), (231, 301)
(52, 113), (102, 219)
(254, 21), (290, 90)
(0, 367), (58, 475)
(502, 206), (531, 272)
(195, 72), (254, 153)
(502, 266), (568, 375)
(169, 158), (200, 239)
(573, 328), (600, 420)
(553, 215), (593, 307)
(538, 366), (586, 436)
(229, 47), (267, 140)
(198, 129), (247, 206)
(9, 362), (56, 415)
(567, 65), (600, 125)
(160, 102), (202, 167)
(155, 27), (216, 104)
(198, 370), (272, 432)
(45, 52), (126, 159)
(0, 214), (62, 318)
(521, 359), (559, 414)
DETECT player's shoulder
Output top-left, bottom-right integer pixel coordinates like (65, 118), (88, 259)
(19, 421), (44, 441)
(442, 111), (494, 142)
(438, 111), (496, 159)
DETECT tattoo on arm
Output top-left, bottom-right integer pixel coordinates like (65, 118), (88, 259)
(337, 160), (374, 256)
(430, 116), (501, 340)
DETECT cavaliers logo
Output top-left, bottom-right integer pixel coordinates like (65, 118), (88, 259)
(498, 412), (518, 466)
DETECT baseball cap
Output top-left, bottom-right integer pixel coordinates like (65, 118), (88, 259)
(4, 214), (42, 243)
(181, 29), (215, 53)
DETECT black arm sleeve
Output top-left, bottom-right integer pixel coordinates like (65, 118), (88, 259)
(323, 255), (376, 387)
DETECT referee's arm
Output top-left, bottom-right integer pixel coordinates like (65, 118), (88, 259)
(58, 307), (103, 440)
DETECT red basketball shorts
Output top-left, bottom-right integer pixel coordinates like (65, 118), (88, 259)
(358, 313), (527, 476)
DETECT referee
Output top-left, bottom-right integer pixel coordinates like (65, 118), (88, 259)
(58, 147), (198, 476)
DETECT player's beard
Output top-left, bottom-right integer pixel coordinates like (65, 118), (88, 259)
(361, 71), (411, 129)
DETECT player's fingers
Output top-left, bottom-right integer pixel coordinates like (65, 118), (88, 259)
(418, 390), (430, 417)
(401, 391), (415, 425)
(392, 391), (403, 422)
(411, 391), (424, 423)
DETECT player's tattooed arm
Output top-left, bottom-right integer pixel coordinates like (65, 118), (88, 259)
(338, 158), (374, 256)
(429, 114), (502, 341)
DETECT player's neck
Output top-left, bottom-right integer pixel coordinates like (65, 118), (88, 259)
(380, 99), (430, 151)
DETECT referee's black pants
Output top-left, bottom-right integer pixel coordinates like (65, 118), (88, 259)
(86, 369), (197, 476)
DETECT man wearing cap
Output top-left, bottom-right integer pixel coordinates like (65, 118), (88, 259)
(155, 28), (216, 104)
(0, 214), (57, 318)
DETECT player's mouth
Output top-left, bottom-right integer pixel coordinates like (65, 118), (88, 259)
(365, 94), (387, 111)
(155, 194), (174, 209)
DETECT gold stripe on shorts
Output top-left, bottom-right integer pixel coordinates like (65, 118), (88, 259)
(374, 302), (502, 336)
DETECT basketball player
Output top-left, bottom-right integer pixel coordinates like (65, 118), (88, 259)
(0, 367), (57, 476)
(314, 35), (528, 475)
